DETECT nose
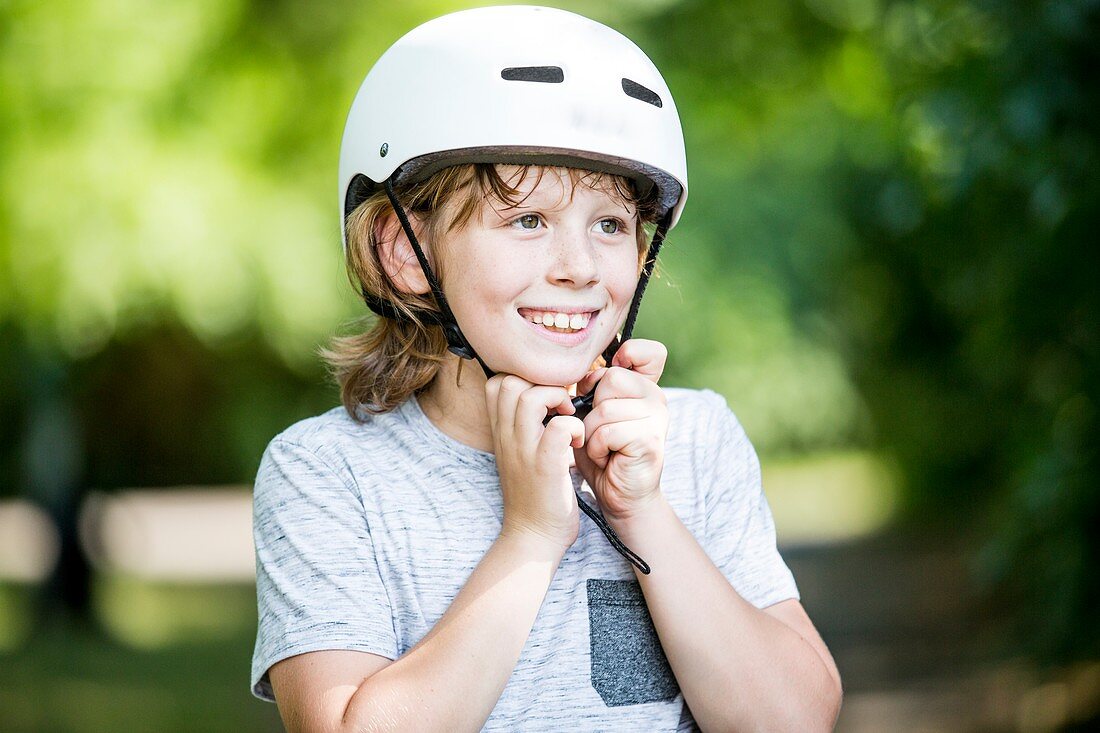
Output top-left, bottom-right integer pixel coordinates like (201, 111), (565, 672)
(547, 224), (600, 287)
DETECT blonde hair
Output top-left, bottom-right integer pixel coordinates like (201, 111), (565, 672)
(320, 163), (661, 420)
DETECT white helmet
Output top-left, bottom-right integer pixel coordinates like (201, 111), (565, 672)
(338, 5), (688, 249)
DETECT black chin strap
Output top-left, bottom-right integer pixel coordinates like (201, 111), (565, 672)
(566, 210), (672, 423)
(375, 178), (673, 575)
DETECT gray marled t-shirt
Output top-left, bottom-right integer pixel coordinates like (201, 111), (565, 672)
(251, 387), (799, 730)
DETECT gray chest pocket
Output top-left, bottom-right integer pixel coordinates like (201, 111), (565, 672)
(587, 578), (680, 707)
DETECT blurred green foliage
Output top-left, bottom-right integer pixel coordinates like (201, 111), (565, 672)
(637, 0), (1099, 664)
(0, 584), (280, 732)
(0, 0), (1095, 669)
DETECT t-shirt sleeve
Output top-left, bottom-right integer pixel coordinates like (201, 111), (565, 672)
(250, 437), (398, 702)
(698, 391), (800, 609)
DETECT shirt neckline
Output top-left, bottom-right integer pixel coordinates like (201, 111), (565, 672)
(401, 393), (497, 466)
(397, 394), (587, 490)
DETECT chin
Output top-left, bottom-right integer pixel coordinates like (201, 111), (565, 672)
(505, 358), (597, 388)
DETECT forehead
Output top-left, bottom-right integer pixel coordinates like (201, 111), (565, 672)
(487, 165), (637, 210)
(432, 163), (643, 236)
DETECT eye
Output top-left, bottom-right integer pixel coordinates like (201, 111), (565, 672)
(511, 213), (542, 230)
(598, 218), (623, 235)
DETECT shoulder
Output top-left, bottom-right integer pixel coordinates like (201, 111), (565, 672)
(269, 405), (363, 459)
(663, 386), (730, 415)
(663, 387), (746, 438)
(662, 387), (757, 475)
(265, 401), (411, 468)
(255, 401), (418, 500)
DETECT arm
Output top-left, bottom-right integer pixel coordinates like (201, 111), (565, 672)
(270, 531), (567, 733)
(269, 378), (585, 733)
(574, 340), (841, 732)
(607, 498), (842, 732)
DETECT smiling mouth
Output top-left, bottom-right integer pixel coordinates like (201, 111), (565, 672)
(517, 308), (599, 333)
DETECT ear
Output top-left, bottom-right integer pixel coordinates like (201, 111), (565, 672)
(374, 210), (432, 295)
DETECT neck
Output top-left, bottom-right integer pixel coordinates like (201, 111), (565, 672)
(417, 355), (579, 455)
(418, 355), (495, 453)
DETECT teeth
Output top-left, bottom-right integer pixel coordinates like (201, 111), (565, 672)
(527, 310), (593, 332)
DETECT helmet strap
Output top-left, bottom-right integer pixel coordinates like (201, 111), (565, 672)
(598, 210), (672, 367)
(382, 179), (494, 378)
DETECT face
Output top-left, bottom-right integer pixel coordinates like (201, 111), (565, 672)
(435, 166), (642, 387)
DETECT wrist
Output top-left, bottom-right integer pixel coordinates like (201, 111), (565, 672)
(496, 525), (572, 563)
(604, 490), (669, 533)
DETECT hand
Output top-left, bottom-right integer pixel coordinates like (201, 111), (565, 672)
(485, 374), (584, 552)
(573, 339), (669, 523)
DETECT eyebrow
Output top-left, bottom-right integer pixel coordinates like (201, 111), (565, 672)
(488, 198), (637, 219)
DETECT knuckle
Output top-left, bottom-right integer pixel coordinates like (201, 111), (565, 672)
(551, 414), (581, 433)
(501, 375), (525, 394)
(603, 367), (626, 388)
(602, 404), (625, 424)
(542, 418), (562, 439)
(583, 406), (604, 427)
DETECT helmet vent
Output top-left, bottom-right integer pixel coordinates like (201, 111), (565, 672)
(500, 66), (565, 83)
(622, 78), (662, 108)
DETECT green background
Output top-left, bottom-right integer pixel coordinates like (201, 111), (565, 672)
(1, 0), (1096, 730)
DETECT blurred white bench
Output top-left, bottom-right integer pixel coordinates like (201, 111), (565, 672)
(0, 500), (59, 582)
(79, 487), (254, 582)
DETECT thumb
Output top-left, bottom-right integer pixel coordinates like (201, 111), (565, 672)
(575, 367), (608, 397)
(610, 338), (666, 383)
(572, 443), (600, 487)
(543, 414), (585, 453)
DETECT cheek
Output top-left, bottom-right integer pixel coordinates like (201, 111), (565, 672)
(444, 250), (525, 318)
(605, 247), (643, 302)
(474, 258), (529, 303)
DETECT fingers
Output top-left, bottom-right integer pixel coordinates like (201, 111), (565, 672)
(485, 339), (667, 467)
(587, 414), (668, 466)
(576, 365), (652, 405)
(513, 384), (575, 447)
(573, 440), (598, 480)
(585, 420), (632, 468)
(584, 395), (658, 426)
(490, 376), (523, 444)
(593, 365), (664, 405)
(485, 374), (575, 450)
(575, 367), (607, 397)
(484, 374), (503, 437)
(580, 355), (668, 471)
(574, 339), (666, 398)
(609, 339), (667, 384)
(542, 415), (585, 453)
